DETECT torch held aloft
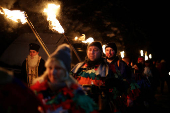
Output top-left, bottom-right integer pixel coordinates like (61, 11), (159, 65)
(25, 13), (50, 57)
(63, 34), (81, 62)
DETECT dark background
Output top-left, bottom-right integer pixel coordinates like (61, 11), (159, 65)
(0, 0), (168, 67)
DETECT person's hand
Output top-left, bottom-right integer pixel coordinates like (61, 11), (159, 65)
(133, 65), (139, 70)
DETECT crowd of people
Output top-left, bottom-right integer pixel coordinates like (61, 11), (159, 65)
(0, 41), (170, 113)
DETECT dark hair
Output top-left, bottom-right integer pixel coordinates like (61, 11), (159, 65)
(105, 42), (117, 53)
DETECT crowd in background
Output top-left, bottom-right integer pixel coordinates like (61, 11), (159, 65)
(123, 56), (170, 96)
(0, 42), (170, 113)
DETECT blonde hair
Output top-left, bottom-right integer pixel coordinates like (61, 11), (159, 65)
(32, 58), (78, 87)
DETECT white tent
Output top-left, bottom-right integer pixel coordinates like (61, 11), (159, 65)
(0, 33), (64, 66)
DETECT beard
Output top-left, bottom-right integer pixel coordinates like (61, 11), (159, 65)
(84, 56), (104, 67)
(106, 55), (116, 60)
(106, 56), (114, 60)
(27, 54), (39, 67)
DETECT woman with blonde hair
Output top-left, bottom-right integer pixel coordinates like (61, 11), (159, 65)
(30, 44), (98, 113)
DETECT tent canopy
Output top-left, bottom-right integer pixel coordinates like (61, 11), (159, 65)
(0, 33), (64, 67)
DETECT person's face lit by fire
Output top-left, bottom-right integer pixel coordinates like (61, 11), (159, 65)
(105, 47), (116, 59)
(138, 60), (144, 64)
(29, 50), (39, 59)
(47, 60), (66, 83)
(87, 46), (101, 61)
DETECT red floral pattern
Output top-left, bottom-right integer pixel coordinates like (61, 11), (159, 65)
(31, 81), (98, 113)
(30, 80), (48, 92)
(109, 64), (117, 73)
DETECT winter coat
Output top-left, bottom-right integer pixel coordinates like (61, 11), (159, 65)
(71, 61), (109, 78)
(21, 58), (46, 83)
(109, 56), (132, 80)
(30, 80), (99, 113)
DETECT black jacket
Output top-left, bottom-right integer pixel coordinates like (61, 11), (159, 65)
(21, 58), (46, 83)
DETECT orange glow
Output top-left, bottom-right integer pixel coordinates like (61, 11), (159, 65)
(145, 51), (148, 61)
(120, 51), (125, 58)
(0, 7), (27, 24)
(82, 37), (94, 44)
(75, 36), (78, 40)
(44, 4), (64, 34)
(102, 45), (106, 54)
(140, 50), (144, 56)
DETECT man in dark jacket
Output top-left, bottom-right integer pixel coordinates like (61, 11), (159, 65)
(21, 43), (46, 86)
(71, 42), (134, 112)
(105, 42), (132, 80)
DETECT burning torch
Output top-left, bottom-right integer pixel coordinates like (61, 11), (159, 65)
(0, 6), (50, 57)
(44, 4), (81, 62)
(24, 13), (50, 57)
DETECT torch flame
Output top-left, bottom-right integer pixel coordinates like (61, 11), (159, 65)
(82, 37), (94, 44)
(120, 51), (125, 59)
(0, 7), (27, 24)
(75, 36), (78, 40)
(79, 34), (85, 41)
(145, 51), (148, 61)
(140, 50), (144, 56)
(102, 44), (106, 54)
(44, 4), (64, 34)
(149, 54), (152, 59)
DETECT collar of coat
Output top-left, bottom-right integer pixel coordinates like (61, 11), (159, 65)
(71, 61), (109, 77)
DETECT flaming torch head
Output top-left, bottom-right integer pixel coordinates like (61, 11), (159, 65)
(120, 51), (125, 59)
(44, 4), (64, 34)
(82, 37), (94, 44)
(0, 7), (27, 24)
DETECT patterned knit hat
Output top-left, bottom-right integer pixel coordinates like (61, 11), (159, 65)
(50, 44), (71, 72)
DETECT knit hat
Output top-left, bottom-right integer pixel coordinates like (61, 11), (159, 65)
(50, 44), (71, 72)
(87, 41), (102, 52)
(29, 43), (40, 52)
(105, 42), (117, 53)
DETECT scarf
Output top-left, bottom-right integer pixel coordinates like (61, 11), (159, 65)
(84, 56), (104, 68)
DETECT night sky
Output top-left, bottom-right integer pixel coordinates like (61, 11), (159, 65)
(0, 0), (168, 66)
